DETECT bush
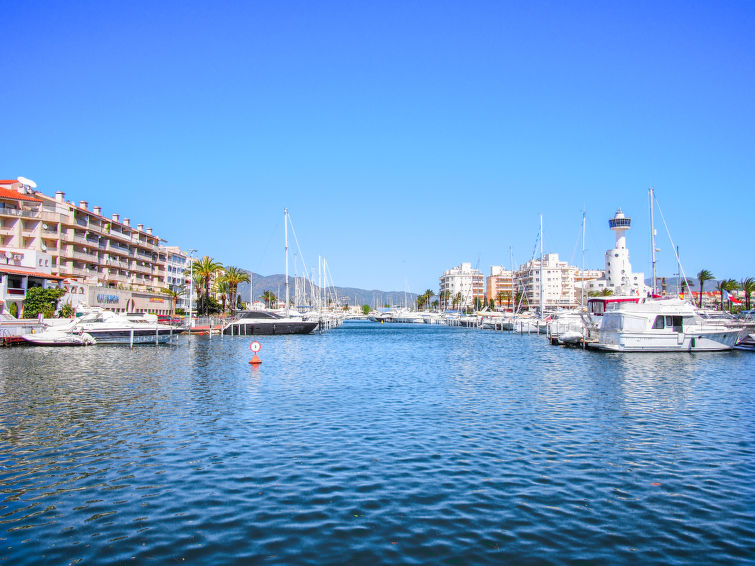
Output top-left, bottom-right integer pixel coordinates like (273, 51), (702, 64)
(58, 303), (75, 318)
(23, 287), (65, 318)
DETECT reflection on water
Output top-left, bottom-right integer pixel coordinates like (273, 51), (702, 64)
(0, 322), (753, 565)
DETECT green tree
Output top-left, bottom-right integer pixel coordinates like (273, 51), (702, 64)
(696, 269), (715, 308)
(422, 289), (434, 311)
(161, 285), (184, 316)
(193, 256), (224, 315)
(58, 303), (75, 318)
(439, 289), (450, 310)
(741, 277), (755, 311)
(223, 266), (250, 315)
(717, 278), (738, 311)
(261, 290), (277, 308)
(22, 287), (65, 318)
(362, 304), (371, 315)
(215, 279), (230, 313)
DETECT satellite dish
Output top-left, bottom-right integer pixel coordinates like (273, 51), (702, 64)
(17, 176), (37, 189)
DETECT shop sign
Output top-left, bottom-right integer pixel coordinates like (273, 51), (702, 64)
(96, 293), (120, 305)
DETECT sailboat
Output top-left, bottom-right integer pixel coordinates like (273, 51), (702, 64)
(222, 209), (318, 336)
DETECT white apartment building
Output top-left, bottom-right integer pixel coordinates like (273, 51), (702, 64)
(439, 262), (484, 309)
(515, 253), (579, 310)
(162, 245), (191, 311)
(0, 178), (174, 315)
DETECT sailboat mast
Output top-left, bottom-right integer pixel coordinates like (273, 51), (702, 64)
(649, 187), (657, 296)
(581, 210), (586, 308)
(284, 208), (290, 315)
(509, 245), (514, 313)
(539, 214), (544, 318)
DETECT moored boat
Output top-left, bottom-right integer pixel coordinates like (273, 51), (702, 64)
(222, 310), (318, 335)
(590, 297), (743, 352)
(22, 309), (179, 345)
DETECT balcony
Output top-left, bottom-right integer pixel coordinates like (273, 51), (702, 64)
(0, 207), (40, 218)
(70, 250), (99, 263)
(104, 272), (127, 283)
(40, 211), (63, 222)
(131, 263), (153, 276)
(57, 265), (90, 278)
(104, 257), (130, 269)
(106, 229), (133, 244)
(106, 244), (134, 258)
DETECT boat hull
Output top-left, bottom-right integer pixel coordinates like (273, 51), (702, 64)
(223, 321), (318, 336)
(21, 331), (96, 346)
(84, 329), (175, 344)
(593, 330), (739, 352)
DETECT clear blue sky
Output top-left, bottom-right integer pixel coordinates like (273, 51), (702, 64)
(3, 1), (753, 292)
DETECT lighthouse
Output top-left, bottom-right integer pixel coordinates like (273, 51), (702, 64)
(584, 208), (649, 297)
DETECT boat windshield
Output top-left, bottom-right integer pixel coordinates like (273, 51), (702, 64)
(234, 311), (283, 320)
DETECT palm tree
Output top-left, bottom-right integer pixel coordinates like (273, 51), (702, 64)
(224, 266), (250, 315)
(215, 279), (230, 314)
(717, 278), (738, 310)
(680, 279), (690, 296)
(440, 289), (450, 310)
(161, 285), (184, 316)
(194, 256), (224, 315)
(696, 269), (715, 308)
(261, 290), (276, 308)
(422, 289), (434, 311)
(741, 277), (755, 311)
(451, 292), (460, 310)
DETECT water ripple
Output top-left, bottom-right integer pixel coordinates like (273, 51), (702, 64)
(0, 323), (753, 564)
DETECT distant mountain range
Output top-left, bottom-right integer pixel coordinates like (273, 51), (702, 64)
(237, 272), (418, 308)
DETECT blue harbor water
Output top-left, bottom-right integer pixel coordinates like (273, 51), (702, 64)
(1, 321), (753, 564)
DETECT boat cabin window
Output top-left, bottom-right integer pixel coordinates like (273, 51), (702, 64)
(666, 315), (683, 331)
(653, 315), (682, 331)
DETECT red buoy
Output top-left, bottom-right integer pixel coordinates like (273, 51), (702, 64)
(249, 341), (262, 364)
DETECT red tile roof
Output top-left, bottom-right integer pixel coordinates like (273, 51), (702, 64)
(0, 266), (66, 280)
(0, 187), (42, 202)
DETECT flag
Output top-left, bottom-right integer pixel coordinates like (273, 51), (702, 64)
(723, 290), (742, 305)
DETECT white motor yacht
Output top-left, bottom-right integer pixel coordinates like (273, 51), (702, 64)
(22, 309), (179, 345)
(591, 297), (743, 352)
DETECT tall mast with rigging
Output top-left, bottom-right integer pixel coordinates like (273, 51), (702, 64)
(539, 214), (545, 319)
(649, 187), (657, 296)
(284, 208), (290, 316)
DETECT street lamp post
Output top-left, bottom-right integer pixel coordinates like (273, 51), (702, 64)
(187, 249), (197, 328)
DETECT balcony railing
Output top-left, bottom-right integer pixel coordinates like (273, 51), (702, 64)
(0, 208), (40, 218)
